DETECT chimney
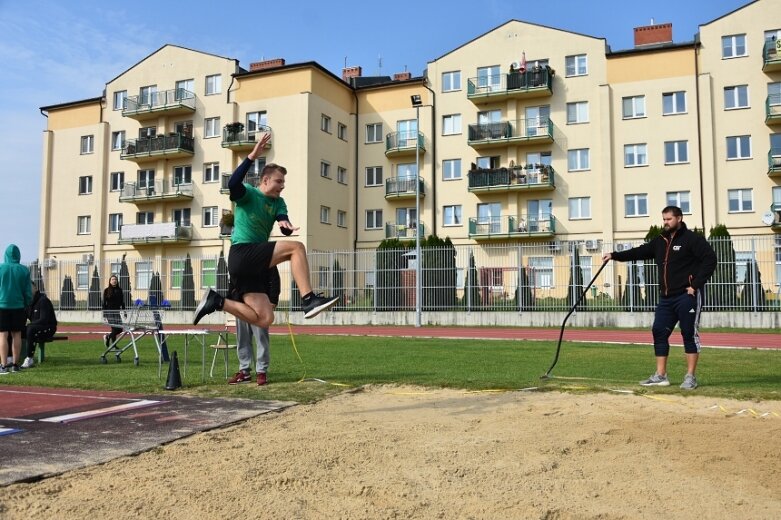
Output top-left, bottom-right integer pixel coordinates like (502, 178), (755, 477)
(393, 71), (412, 81)
(342, 65), (362, 82)
(250, 58), (285, 71)
(634, 22), (673, 47)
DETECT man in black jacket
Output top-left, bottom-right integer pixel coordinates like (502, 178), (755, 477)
(603, 206), (717, 389)
(21, 283), (58, 368)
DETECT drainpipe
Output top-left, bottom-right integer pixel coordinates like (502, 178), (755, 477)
(424, 80), (437, 232)
(694, 40), (706, 231)
(352, 86), (360, 295)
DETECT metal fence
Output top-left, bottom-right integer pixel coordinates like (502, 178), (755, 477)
(30, 235), (781, 313)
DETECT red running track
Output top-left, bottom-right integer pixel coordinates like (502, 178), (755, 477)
(57, 324), (781, 350)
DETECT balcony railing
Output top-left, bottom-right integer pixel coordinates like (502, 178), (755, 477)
(119, 180), (194, 203)
(118, 223), (192, 245)
(762, 39), (781, 72)
(121, 133), (194, 161)
(468, 214), (556, 240)
(384, 222), (425, 240)
(385, 131), (425, 157)
(385, 176), (425, 199)
(772, 203), (781, 232)
(769, 149), (781, 177)
(222, 124), (272, 151)
(467, 68), (553, 102)
(123, 89), (196, 120)
(468, 165), (555, 193)
(766, 94), (781, 124)
(219, 172), (261, 194)
(467, 118), (553, 149)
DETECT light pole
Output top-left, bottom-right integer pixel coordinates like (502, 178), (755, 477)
(411, 95), (423, 327)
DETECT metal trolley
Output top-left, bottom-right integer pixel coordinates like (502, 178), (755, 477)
(100, 306), (166, 375)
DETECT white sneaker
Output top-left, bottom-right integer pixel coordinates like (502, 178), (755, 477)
(21, 357), (35, 369)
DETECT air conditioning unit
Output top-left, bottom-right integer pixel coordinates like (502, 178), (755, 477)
(584, 239), (600, 251)
(615, 243), (633, 252)
(549, 240), (562, 252)
(82, 253), (94, 264)
(44, 258), (57, 269)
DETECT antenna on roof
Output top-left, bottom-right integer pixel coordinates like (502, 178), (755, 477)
(344, 56), (348, 69)
(650, 17), (655, 25)
(378, 54), (382, 75)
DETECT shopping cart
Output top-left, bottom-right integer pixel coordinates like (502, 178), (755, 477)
(100, 305), (166, 376)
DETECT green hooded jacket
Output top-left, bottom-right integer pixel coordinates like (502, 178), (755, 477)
(0, 244), (33, 310)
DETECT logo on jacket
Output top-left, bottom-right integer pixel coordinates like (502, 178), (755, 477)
(673, 245), (682, 251)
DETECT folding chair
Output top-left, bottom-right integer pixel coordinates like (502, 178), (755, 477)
(209, 314), (236, 378)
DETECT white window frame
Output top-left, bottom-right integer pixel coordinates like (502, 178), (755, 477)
(568, 197), (591, 220)
(77, 215), (91, 235)
(111, 130), (125, 151)
(80, 135), (94, 154)
(624, 144), (648, 167)
(320, 161), (331, 179)
(442, 114), (461, 136)
(726, 135), (752, 160)
(728, 188), (753, 213)
(528, 256), (554, 289)
(78, 175), (93, 195)
(565, 54), (588, 77)
(200, 259), (216, 289)
(722, 34), (747, 59)
(137, 211), (154, 225)
(442, 71), (461, 92)
(320, 206), (331, 224)
(724, 85), (750, 109)
(173, 208), (191, 227)
(321, 114), (332, 133)
(365, 123), (382, 143)
(664, 141), (689, 164)
(337, 122), (347, 141)
(366, 209), (382, 230)
(625, 194), (649, 217)
(113, 90), (127, 111)
(566, 101), (589, 124)
(622, 96), (646, 119)
(173, 165), (192, 185)
(337, 166), (347, 185)
(203, 206), (219, 227)
(337, 210), (347, 228)
(662, 91), (686, 115)
(246, 111), (267, 134)
(443, 205), (462, 226)
(76, 264), (89, 290)
(110, 171), (124, 192)
(567, 149), (590, 171)
(365, 166), (382, 186)
(666, 191), (691, 214)
(204, 117), (220, 138)
(442, 159), (462, 180)
(203, 162), (219, 183)
(135, 261), (153, 291)
(108, 213), (123, 233)
(205, 74), (221, 95)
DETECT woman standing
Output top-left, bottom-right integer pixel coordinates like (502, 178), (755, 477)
(102, 275), (125, 347)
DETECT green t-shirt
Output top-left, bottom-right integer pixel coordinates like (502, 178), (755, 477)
(231, 182), (288, 244)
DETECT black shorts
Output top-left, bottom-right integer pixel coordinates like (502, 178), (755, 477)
(0, 308), (27, 332)
(228, 242), (279, 301)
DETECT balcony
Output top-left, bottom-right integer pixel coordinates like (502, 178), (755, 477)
(467, 68), (553, 104)
(385, 222), (426, 240)
(766, 95), (781, 125)
(467, 118), (553, 150)
(762, 40), (781, 72)
(119, 180), (194, 204)
(385, 176), (425, 200)
(468, 165), (555, 194)
(118, 223), (192, 245)
(222, 124), (272, 151)
(468, 214), (556, 241)
(385, 131), (425, 158)
(121, 133), (194, 162)
(219, 172), (261, 194)
(122, 89), (196, 121)
(768, 149), (781, 177)
(772, 203), (781, 232)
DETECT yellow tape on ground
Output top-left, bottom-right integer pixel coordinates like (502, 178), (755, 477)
(286, 312), (349, 388)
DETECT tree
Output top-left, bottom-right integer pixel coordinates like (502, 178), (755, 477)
(622, 261), (642, 311)
(643, 225), (663, 310)
(88, 266), (102, 310)
(566, 243), (584, 308)
(740, 260), (766, 311)
(422, 235), (457, 310)
(181, 254), (196, 310)
(119, 253), (133, 308)
(60, 275), (76, 310)
(216, 250), (229, 298)
(464, 251), (481, 310)
(708, 224), (737, 310)
(149, 271), (164, 307)
(516, 263), (534, 311)
(30, 260), (45, 294)
(333, 259), (345, 310)
(376, 238), (409, 310)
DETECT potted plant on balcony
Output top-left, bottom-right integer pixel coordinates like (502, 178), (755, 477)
(219, 210), (234, 236)
(225, 122), (244, 141)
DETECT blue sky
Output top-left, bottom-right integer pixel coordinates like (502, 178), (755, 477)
(0, 0), (750, 261)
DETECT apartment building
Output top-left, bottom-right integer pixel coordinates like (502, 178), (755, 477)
(38, 0), (780, 298)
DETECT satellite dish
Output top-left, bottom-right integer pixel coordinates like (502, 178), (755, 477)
(761, 211), (775, 226)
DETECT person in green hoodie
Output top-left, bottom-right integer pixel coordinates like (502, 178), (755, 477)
(0, 244), (33, 373)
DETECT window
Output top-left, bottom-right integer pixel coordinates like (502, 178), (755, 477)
(664, 141), (689, 164)
(442, 71), (461, 92)
(137, 169), (155, 190)
(396, 207), (417, 229)
(80, 135), (94, 154)
(476, 65), (500, 91)
(568, 197), (591, 220)
(622, 96), (645, 119)
(443, 159), (462, 180)
(173, 208), (191, 226)
(110, 171), (124, 191)
(136, 261), (153, 291)
(175, 79), (194, 99)
(174, 120), (193, 137)
(566, 101), (589, 124)
(442, 114), (461, 135)
(565, 54), (588, 76)
(625, 194), (648, 217)
(567, 149), (590, 171)
(724, 85), (749, 109)
(366, 209), (383, 229)
(624, 144), (648, 167)
(722, 34), (747, 58)
(246, 111), (267, 134)
(76, 264), (89, 290)
(728, 188), (753, 212)
(139, 126), (156, 139)
(78, 175), (93, 195)
(136, 211), (154, 224)
(320, 162), (331, 178)
(113, 90), (127, 111)
(108, 213), (123, 233)
(170, 260), (184, 289)
(365, 166), (382, 186)
(476, 155), (499, 169)
(338, 123), (348, 140)
(320, 206), (331, 224)
(203, 162), (219, 183)
(139, 85), (157, 106)
(203, 206), (218, 227)
(663, 91), (686, 115)
(443, 205), (462, 226)
(666, 191), (691, 214)
(201, 259), (216, 289)
(321, 114), (331, 133)
(477, 202), (501, 233)
(337, 167), (347, 184)
(726, 135), (751, 159)
(528, 257), (554, 288)
(204, 117), (220, 138)
(173, 165), (192, 185)
(111, 131), (125, 151)
(205, 74), (221, 95)
(397, 163), (417, 179)
(365, 123), (382, 143)
(769, 82), (781, 106)
(337, 210), (347, 228)
(77, 215), (91, 234)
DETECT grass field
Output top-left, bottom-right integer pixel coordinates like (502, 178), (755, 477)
(3, 332), (779, 404)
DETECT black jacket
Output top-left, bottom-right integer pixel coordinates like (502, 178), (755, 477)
(29, 291), (57, 327)
(103, 286), (125, 310)
(612, 222), (717, 297)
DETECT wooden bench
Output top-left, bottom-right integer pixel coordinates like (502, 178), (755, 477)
(34, 335), (69, 363)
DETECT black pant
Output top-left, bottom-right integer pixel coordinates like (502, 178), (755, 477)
(651, 292), (702, 357)
(25, 323), (56, 357)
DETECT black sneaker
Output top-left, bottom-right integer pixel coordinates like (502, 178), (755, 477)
(302, 293), (340, 319)
(10, 364), (20, 373)
(193, 289), (224, 325)
(0, 365), (8, 375)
